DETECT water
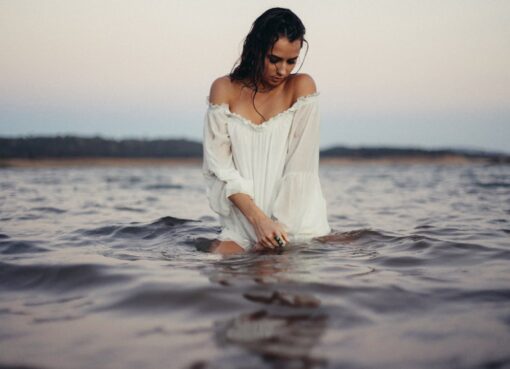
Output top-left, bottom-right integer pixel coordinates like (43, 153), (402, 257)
(1, 163), (509, 369)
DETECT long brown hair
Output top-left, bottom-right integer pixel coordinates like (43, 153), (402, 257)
(229, 8), (308, 121)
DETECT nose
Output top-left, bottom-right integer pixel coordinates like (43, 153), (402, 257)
(276, 64), (286, 76)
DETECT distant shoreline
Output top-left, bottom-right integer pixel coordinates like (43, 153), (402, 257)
(0, 155), (493, 168)
(1, 136), (508, 167)
(0, 157), (202, 168)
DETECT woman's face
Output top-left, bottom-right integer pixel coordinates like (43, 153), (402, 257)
(262, 36), (302, 87)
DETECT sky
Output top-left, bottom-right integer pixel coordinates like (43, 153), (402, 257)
(1, 0), (509, 152)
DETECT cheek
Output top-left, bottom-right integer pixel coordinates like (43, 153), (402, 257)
(263, 61), (273, 74)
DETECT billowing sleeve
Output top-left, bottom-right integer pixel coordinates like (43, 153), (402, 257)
(271, 95), (331, 241)
(202, 104), (254, 216)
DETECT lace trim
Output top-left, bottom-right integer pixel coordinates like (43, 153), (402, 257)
(206, 92), (320, 130)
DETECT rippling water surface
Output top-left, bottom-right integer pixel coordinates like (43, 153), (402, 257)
(1, 163), (509, 369)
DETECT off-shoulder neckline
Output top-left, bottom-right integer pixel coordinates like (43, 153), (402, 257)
(207, 92), (320, 129)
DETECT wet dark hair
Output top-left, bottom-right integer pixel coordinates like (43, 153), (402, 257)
(229, 7), (308, 120)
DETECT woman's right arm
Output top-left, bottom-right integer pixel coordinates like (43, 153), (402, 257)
(228, 193), (289, 249)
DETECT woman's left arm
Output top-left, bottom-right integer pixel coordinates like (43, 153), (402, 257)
(270, 75), (331, 241)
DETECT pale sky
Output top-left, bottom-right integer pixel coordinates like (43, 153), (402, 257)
(1, 0), (509, 152)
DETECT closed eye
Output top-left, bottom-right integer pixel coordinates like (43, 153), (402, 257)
(268, 55), (298, 65)
(268, 56), (280, 64)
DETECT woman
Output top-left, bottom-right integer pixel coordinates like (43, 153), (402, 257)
(203, 7), (330, 255)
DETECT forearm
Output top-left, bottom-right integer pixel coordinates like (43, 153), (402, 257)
(228, 193), (267, 225)
(228, 192), (290, 248)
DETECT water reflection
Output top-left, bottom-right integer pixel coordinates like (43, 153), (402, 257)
(206, 251), (329, 369)
(206, 252), (294, 286)
(215, 310), (328, 368)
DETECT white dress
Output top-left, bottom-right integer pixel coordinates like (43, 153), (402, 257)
(202, 92), (331, 251)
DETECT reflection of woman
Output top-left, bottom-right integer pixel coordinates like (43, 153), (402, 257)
(203, 8), (330, 255)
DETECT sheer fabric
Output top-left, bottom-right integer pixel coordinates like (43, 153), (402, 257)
(202, 92), (330, 250)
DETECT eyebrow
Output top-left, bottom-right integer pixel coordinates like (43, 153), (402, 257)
(268, 53), (299, 60)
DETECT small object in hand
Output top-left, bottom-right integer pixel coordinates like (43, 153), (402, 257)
(274, 235), (285, 247)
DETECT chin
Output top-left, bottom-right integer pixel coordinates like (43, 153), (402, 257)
(263, 76), (284, 87)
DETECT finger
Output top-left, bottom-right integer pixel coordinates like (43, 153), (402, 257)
(266, 237), (278, 248)
(269, 235), (281, 248)
(276, 231), (288, 244)
(255, 234), (271, 248)
(276, 225), (289, 244)
(261, 239), (274, 249)
(273, 234), (285, 248)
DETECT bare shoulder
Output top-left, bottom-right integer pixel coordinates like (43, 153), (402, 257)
(209, 75), (233, 105)
(289, 73), (317, 100)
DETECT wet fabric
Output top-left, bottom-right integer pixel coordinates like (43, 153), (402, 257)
(202, 92), (330, 250)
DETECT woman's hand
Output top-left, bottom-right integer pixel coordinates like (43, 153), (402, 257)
(225, 193), (289, 250)
(251, 215), (290, 249)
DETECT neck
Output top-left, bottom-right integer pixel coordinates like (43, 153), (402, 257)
(240, 77), (285, 94)
(256, 80), (285, 94)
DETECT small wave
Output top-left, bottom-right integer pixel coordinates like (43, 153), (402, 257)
(436, 287), (510, 304)
(0, 182), (15, 190)
(374, 255), (426, 267)
(243, 290), (321, 308)
(414, 224), (434, 230)
(424, 241), (498, 263)
(459, 289), (510, 303)
(387, 234), (436, 252)
(144, 184), (183, 190)
(30, 177), (60, 185)
(78, 216), (198, 240)
(0, 261), (132, 292)
(349, 285), (433, 314)
(104, 175), (142, 184)
(95, 283), (246, 314)
(24, 295), (84, 306)
(80, 225), (119, 237)
(0, 240), (49, 255)
(363, 232), (501, 266)
(150, 216), (197, 227)
(113, 206), (146, 213)
(33, 314), (83, 324)
(315, 228), (386, 244)
(30, 207), (67, 214)
(490, 218), (508, 224)
(16, 214), (42, 221)
(474, 181), (510, 189)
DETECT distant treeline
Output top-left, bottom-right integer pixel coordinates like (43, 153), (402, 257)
(320, 146), (506, 161)
(0, 136), (202, 158)
(0, 136), (508, 163)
